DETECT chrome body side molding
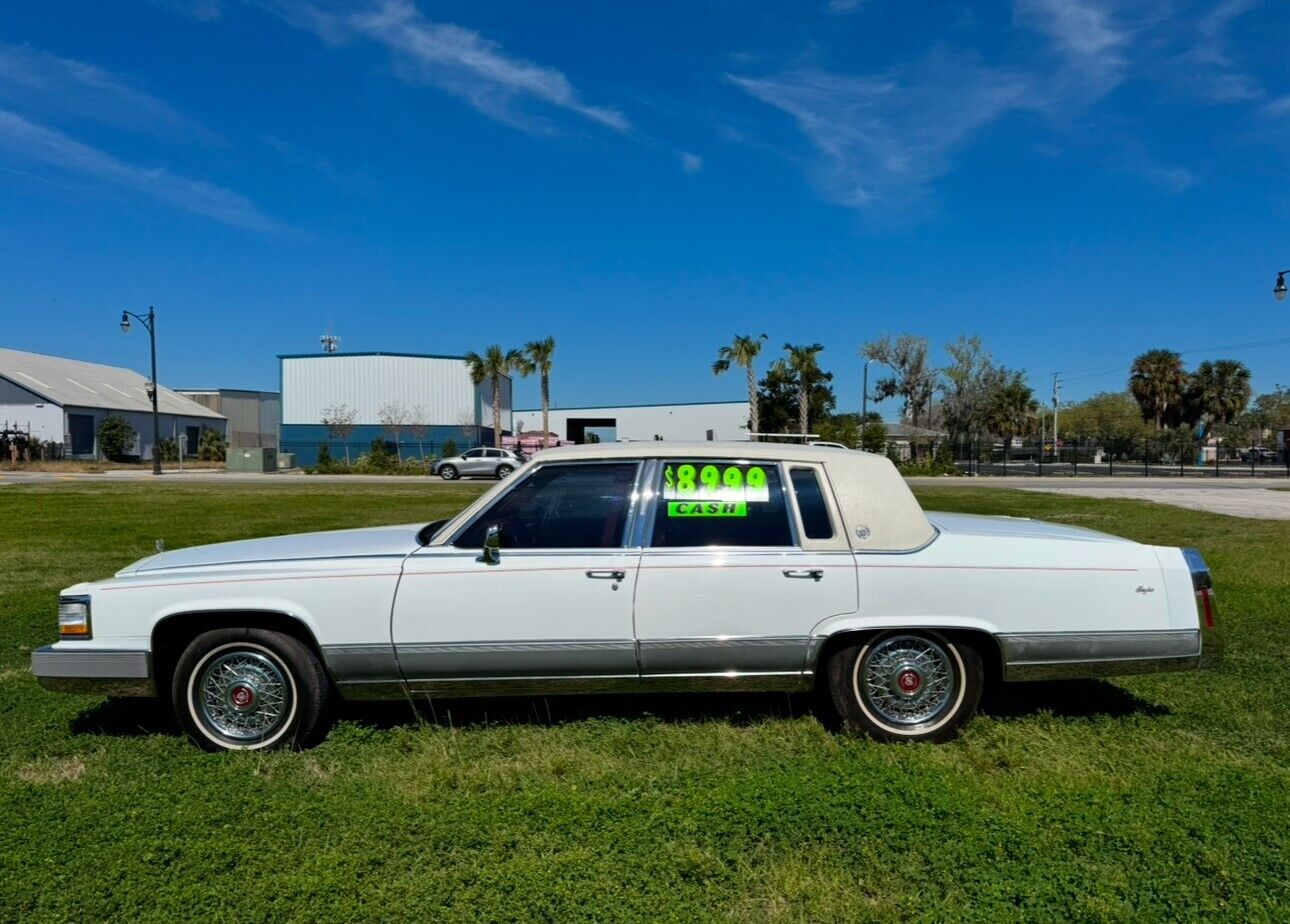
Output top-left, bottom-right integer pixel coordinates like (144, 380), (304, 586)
(999, 629), (1201, 681)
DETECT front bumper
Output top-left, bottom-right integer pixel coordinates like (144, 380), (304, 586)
(31, 646), (155, 697)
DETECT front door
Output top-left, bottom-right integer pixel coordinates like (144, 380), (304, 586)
(392, 461), (643, 692)
(633, 460), (857, 683)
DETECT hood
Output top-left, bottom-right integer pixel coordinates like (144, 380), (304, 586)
(120, 523), (424, 574)
(925, 511), (1130, 544)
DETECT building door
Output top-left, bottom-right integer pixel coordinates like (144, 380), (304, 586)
(68, 414), (95, 456)
(185, 426), (200, 457)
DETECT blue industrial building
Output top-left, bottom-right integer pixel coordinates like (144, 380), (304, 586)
(279, 352), (511, 467)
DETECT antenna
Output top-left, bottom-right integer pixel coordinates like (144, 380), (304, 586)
(320, 324), (341, 354)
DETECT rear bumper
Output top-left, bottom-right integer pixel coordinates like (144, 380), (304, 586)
(1001, 629), (1204, 681)
(31, 646), (155, 697)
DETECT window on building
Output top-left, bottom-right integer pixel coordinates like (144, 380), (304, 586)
(454, 462), (639, 550)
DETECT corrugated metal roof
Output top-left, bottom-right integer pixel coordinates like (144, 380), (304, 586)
(0, 348), (224, 418)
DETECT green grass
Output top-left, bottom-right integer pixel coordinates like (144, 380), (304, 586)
(1, 483), (1287, 922)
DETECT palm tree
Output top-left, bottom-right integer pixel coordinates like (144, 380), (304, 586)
(1129, 349), (1186, 430)
(515, 337), (557, 448)
(983, 372), (1038, 444)
(464, 345), (522, 448)
(783, 342), (825, 438)
(1187, 359), (1252, 439)
(712, 334), (767, 438)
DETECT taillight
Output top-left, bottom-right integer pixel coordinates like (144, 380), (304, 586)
(1183, 548), (1214, 630)
(1197, 586), (1215, 629)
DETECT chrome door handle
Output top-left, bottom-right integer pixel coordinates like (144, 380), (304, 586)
(586, 570), (626, 581)
(782, 569), (823, 581)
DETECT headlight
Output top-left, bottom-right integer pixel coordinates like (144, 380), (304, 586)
(58, 596), (92, 638)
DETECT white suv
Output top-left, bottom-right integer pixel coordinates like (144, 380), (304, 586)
(433, 448), (521, 480)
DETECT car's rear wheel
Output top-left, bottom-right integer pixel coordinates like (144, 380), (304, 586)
(495, 463), (514, 478)
(827, 630), (982, 743)
(439, 464), (458, 480)
(172, 628), (329, 752)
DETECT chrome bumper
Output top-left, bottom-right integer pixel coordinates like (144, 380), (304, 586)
(1001, 629), (1205, 681)
(31, 646), (155, 697)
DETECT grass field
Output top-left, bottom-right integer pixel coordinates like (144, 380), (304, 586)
(1, 482), (1287, 921)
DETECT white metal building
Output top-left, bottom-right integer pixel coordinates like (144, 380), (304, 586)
(0, 347), (225, 459)
(279, 352), (511, 465)
(513, 401), (750, 444)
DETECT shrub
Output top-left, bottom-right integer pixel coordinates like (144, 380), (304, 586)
(156, 438), (179, 462)
(441, 438), (458, 459)
(96, 416), (136, 461)
(198, 428), (227, 462)
(316, 441), (333, 472)
(860, 421), (887, 454)
(897, 457), (961, 477)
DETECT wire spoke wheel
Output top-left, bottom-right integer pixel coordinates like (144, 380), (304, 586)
(856, 635), (956, 727)
(196, 649), (292, 742)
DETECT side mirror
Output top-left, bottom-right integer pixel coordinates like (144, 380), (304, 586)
(479, 524), (501, 565)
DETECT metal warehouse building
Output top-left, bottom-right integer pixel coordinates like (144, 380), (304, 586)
(513, 400), (750, 444)
(0, 347), (225, 459)
(279, 352), (511, 466)
(175, 389), (280, 450)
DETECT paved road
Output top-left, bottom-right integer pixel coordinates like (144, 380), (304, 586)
(4, 469), (1288, 519)
(907, 476), (1290, 521)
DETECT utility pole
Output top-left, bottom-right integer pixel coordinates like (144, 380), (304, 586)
(1051, 373), (1060, 464)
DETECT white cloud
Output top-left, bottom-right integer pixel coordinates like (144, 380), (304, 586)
(730, 50), (1030, 210)
(262, 0), (628, 134)
(1176, 0), (1261, 102)
(0, 43), (215, 142)
(1014, 0), (1129, 102)
(678, 151), (703, 173)
(0, 109), (281, 231)
(150, 0), (223, 21)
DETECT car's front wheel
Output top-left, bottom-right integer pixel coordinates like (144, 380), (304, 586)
(438, 464), (458, 480)
(827, 631), (982, 743)
(495, 463), (514, 478)
(172, 628), (329, 751)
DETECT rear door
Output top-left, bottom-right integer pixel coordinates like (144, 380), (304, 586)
(632, 458), (857, 682)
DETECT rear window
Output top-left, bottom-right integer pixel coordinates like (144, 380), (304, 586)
(789, 468), (834, 539)
(649, 461), (793, 548)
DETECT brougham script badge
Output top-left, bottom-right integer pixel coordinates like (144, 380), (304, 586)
(1136, 586), (1155, 594)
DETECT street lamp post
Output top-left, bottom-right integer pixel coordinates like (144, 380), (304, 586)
(1274, 270), (1288, 302)
(120, 306), (161, 476)
(861, 358), (875, 421)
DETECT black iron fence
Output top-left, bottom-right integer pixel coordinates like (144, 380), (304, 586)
(949, 438), (1290, 477)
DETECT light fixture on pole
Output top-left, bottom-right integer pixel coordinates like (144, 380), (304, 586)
(1274, 270), (1288, 302)
(120, 306), (162, 476)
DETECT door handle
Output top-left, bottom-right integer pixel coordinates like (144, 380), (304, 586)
(782, 568), (824, 581)
(586, 570), (626, 581)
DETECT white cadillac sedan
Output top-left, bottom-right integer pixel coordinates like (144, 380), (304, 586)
(33, 443), (1219, 751)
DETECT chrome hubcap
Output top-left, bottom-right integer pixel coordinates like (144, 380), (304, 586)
(860, 636), (954, 726)
(198, 650), (289, 741)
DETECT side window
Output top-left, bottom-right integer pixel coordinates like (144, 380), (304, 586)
(650, 461), (793, 548)
(485, 449), (502, 458)
(789, 468), (834, 540)
(464, 449), (484, 458)
(454, 463), (639, 550)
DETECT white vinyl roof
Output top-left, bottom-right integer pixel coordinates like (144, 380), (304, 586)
(0, 348), (224, 419)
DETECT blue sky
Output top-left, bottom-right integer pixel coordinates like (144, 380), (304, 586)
(2, 0), (1289, 417)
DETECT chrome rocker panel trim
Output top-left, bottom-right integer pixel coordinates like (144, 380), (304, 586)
(31, 646), (155, 697)
(999, 629), (1202, 681)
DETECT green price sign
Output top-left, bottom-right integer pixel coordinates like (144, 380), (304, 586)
(661, 463), (770, 503)
(667, 501), (747, 518)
